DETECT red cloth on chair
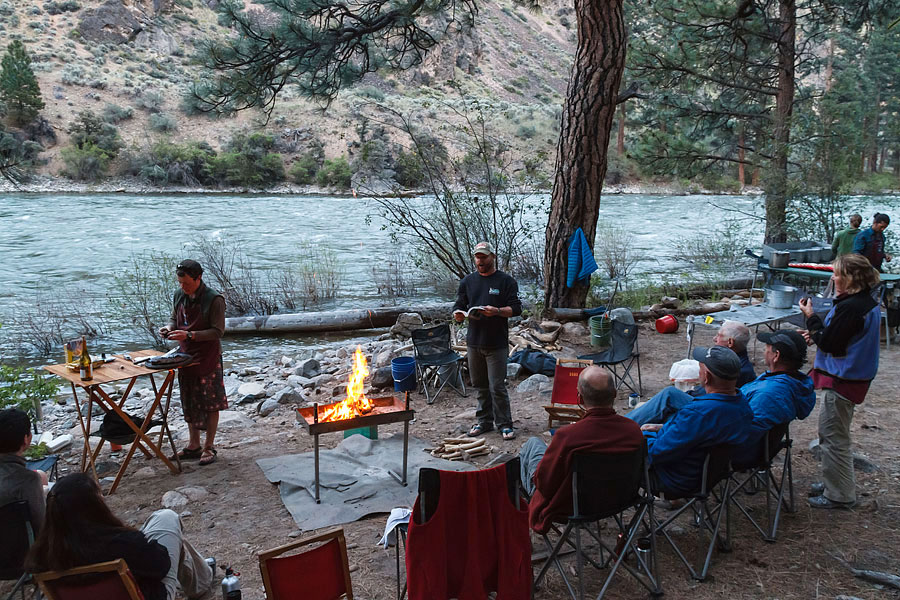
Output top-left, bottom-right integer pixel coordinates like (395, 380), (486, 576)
(265, 538), (348, 600)
(406, 464), (531, 600)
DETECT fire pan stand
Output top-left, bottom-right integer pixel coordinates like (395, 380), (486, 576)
(297, 393), (415, 503)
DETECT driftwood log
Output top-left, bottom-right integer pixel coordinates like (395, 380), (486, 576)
(224, 303), (454, 334)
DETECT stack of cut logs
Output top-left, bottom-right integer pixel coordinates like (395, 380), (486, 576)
(427, 437), (491, 461)
(508, 320), (562, 354)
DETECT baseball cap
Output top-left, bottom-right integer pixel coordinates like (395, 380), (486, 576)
(757, 330), (807, 364)
(176, 259), (203, 278)
(473, 241), (495, 256)
(691, 346), (741, 380)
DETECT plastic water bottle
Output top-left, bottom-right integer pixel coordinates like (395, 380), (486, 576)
(221, 567), (241, 600)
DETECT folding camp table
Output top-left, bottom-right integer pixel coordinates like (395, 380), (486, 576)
(43, 350), (184, 495)
(684, 303), (804, 357)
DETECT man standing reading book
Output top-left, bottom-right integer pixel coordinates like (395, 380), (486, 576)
(453, 241), (522, 440)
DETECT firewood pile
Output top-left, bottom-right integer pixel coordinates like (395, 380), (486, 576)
(508, 320), (562, 354)
(426, 437), (491, 461)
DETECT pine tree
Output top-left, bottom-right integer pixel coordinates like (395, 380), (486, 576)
(0, 40), (45, 127)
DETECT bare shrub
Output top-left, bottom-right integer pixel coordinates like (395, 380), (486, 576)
(12, 289), (106, 355)
(508, 235), (545, 286)
(296, 241), (343, 307)
(372, 259), (416, 298)
(109, 251), (177, 347)
(192, 235), (278, 316)
(672, 219), (755, 284)
(594, 222), (644, 284)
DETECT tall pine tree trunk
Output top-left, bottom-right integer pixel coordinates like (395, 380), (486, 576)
(738, 128), (745, 186)
(543, 0), (626, 309)
(765, 0), (795, 244)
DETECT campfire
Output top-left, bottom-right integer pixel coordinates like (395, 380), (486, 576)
(320, 346), (375, 422)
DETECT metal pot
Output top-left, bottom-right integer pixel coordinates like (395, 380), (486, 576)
(769, 251), (791, 268)
(766, 284), (798, 309)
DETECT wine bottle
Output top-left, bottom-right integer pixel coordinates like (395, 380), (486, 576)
(79, 336), (93, 381)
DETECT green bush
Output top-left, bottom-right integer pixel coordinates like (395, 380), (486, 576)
(68, 110), (122, 155)
(127, 140), (216, 186)
(394, 148), (424, 188)
(149, 112), (177, 132)
(101, 102), (133, 123)
(289, 151), (321, 184)
(136, 89), (165, 113)
(316, 156), (351, 189)
(42, 0), (80, 14)
(61, 142), (111, 180)
(0, 365), (59, 422)
(0, 125), (44, 182)
(205, 132), (285, 188)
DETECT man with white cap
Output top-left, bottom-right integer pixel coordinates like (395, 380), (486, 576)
(453, 241), (522, 441)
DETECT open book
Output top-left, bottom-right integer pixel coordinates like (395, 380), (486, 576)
(453, 306), (489, 319)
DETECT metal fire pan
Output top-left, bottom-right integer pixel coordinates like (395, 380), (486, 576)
(296, 396), (414, 436)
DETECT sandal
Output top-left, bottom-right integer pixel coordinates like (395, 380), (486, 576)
(199, 447), (217, 466)
(501, 428), (516, 441)
(468, 423), (493, 437)
(171, 446), (202, 461)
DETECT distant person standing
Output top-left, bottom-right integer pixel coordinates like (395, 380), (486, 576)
(853, 213), (892, 271)
(159, 260), (227, 467)
(453, 242), (522, 441)
(832, 214), (862, 257)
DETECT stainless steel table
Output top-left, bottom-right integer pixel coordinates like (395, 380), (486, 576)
(685, 303), (807, 356)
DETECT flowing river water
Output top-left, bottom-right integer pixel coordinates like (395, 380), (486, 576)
(1, 192), (897, 367)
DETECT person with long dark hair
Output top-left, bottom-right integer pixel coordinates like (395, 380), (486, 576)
(799, 253), (881, 509)
(26, 474), (213, 600)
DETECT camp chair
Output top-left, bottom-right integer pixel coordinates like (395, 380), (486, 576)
(725, 422), (793, 542)
(411, 324), (466, 405)
(26, 454), (59, 482)
(543, 358), (592, 429)
(650, 444), (733, 582)
(579, 317), (642, 397)
(0, 501), (40, 600)
(34, 560), (143, 600)
(533, 442), (662, 600)
(401, 459), (526, 600)
(258, 527), (353, 600)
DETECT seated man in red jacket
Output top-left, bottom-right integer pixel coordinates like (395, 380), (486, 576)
(519, 366), (644, 534)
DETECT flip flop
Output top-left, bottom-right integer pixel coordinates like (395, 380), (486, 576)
(468, 423), (493, 437)
(501, 428), (516, 441)
(199, 447), (217, 466)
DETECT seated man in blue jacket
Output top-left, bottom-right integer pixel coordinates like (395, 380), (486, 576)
(627, 320), (754, 426)
(642, 346), (752, 497)
(732, 330), (816, 467)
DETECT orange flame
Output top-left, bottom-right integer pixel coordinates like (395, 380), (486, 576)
(320, 346), (375, 422)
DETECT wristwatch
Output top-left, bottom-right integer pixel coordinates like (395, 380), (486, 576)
(187, 331), (193, 341)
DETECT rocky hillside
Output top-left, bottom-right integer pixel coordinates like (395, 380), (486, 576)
(1, 0), (577, 188)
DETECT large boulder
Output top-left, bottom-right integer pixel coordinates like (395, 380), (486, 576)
(273, 387), (304, 405)
(294, 358), (321, 378)
(370, 366), (394, 390)
(237, 382), (266, 402)
(133, 26), (178, 55)
(517, 374), (552, 394)
(390, 313), (425, 338)
(77, 0), (143, 45)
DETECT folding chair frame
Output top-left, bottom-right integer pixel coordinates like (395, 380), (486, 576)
(725, 423), (794, 542)
(1, 501), (40, 600)
(258, 527), (353, 600)
(580, 321), (643, 397)
(411, 325), (467, 405)
(34, 560), (142, 600)
(651, 446), (732, 582)
(532, 446), (662, 600)
(543, 358), (592, 429)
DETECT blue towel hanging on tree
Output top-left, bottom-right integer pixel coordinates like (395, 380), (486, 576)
(566, 227), (598, 288)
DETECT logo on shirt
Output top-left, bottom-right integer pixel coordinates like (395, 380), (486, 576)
(489, 288), (500, 295)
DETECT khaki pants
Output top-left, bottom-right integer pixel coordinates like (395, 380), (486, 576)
(818, 389), (856, 504)
(142, 509), (214, 600)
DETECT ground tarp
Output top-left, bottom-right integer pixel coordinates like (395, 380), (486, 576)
(256, 433), (476, 531)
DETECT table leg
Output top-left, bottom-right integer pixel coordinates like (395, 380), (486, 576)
(159, 371), (181, 473)
(314, 433), (321, 504)
(402, 420), (409, 487)
(72, 382), (101, 484)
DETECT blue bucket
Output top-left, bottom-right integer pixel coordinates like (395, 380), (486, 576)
(391, 356), (417, 392)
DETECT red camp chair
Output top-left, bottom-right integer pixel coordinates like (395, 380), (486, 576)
(259, 527), (353, 600)
(543, 358), (592, 429)
(34, 559), (143, 600)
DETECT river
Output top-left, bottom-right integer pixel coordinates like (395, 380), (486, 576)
(1, 192), (897, 367)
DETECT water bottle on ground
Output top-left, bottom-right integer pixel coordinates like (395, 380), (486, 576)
(221, 567), (241, 600)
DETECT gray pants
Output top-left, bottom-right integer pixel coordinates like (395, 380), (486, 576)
(141, 509), (213, 600)
(468, 346), (513, 430)
(519, 437), (548, 497)
(818, 389), (856, 504)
